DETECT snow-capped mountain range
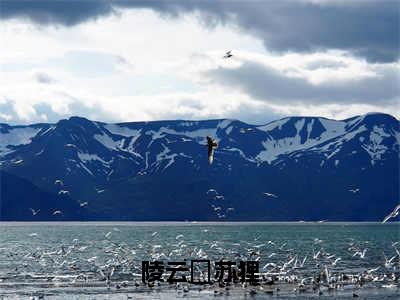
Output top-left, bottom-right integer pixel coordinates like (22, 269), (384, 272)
(0, 113), (399, 221)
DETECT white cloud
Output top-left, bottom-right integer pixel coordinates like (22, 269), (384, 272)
(0, 9), (398, 125)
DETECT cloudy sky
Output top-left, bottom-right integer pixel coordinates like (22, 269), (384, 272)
(0, 0), (399, 125)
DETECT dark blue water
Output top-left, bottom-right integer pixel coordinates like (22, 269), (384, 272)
(0, 222), (399, 299)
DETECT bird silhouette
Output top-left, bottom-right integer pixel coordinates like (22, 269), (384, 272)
(223, 50), (233, 58)
(206, 136), (218, 164)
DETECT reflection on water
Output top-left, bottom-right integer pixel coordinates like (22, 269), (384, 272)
(0, 222), (399, 299)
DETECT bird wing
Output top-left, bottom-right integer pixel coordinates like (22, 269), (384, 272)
(382, 204), (400, 223)
(208, 149), (214, 164)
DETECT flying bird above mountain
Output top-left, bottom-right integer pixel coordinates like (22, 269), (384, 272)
(263, 192), (278, 198)
(206, 136), (218, 164)
(223, 50), (233, 58)
(30, 208), (40, 216)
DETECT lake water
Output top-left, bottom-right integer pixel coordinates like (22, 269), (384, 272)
(0, 222), (399, 299)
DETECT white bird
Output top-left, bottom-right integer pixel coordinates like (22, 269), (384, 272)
(324, 266), (331, 284)
(263, 192), (278, 198)
(353, 248), (367, 259)
(384, 253), (397, 269)
(79, 201), (88, 207)
(223, 50), (233, 58)
(394, 247), (400, 259)
(53, 210), (62, 215)
(279, 242), (287, 250)
(283, 256), (296, 269)
(210, 242), (218, 249)
(332, 257), (341, 266)
(382, 204), (400, 223)
(349, 188), (360, 193)
(313, 249), (321, 260)
(30, 208), (40, 216)
(87, 256), (97, 263)
(54, 179), (64, 186)
(262, 262), (277, 270)
(300, 256), (307, 267)
(366, 266), (380, 274)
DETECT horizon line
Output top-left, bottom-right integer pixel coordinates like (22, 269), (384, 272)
(1, 111), (398, 128)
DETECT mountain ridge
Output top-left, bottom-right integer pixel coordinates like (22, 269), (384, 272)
(0, 112), (398, 221)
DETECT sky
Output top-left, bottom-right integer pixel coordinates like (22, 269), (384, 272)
(0, 0), (399, 125)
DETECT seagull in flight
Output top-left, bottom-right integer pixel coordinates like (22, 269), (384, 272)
(349, 188), (360, 193)
(53, 210), (62, 216)
(30, 208), (40, 216)
(382, 204), (400, 223)
(223, 50), (233, 59)
(207, 189), (217, 195)
(352, 248), (367, 259)
(206, 136), (218, 164)
(263, 192), (278, 198)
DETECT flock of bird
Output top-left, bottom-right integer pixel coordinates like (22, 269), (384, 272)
(1, 225), (399, 299)
(207, 188), (235, 219)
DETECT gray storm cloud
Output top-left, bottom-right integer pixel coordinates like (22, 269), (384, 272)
(205, 61), (400, 106)
(1, 0), (398, 62)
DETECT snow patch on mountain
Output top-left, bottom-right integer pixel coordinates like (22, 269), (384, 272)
(319, 118), (346, 137)
(256, 118), (346, 163)
(258, 118), (289, 132)
(104, 124), (141, 138)
(317, 125), (368, 160)
(361, 125), (390, 165)
(225, 147), (256, 163)
(94, 132), (123, 151)
(78, 152), (109, 165)
(225, 126), (233, 135)
(78, 162), (94, 176)
(0, 127), (41, 156)
(155, 144), (178, 171)
(218, 119), (233, 129)
(346, 115), (365, 130)
(38, 126), (55, 136)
